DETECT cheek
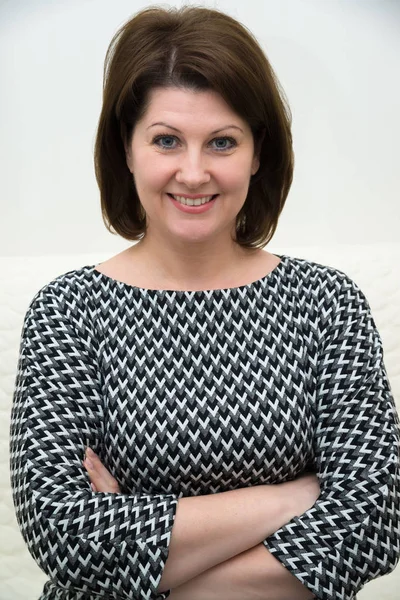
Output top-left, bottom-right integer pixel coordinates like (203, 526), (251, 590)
(220, 165), (252, 191)
(218, 152), (254, 182)
(133, 158), (169, 192)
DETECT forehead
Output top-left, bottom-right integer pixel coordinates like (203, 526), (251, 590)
(139, 87), (247, 129)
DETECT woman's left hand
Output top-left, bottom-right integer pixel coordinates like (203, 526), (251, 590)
(83, 447), (121, 493)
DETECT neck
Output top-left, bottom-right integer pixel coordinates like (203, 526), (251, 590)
(129, 237), (258, 288)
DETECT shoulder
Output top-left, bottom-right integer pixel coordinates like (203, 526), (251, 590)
(23, 265), (96, 331)
(281, 254), (372, 332)
(30, 265), (94, 302)
(282, 253), (359, 298)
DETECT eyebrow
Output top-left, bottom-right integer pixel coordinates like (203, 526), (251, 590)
(147, 122), (244, 134)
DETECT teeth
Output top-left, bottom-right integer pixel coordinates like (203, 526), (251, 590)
(172, 194), (214, 206)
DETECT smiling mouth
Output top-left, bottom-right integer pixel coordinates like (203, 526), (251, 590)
(167, 193), (219, 206)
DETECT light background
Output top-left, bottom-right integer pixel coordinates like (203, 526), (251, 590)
(1, 3), (400, 599)
(1, 0), (399, 256)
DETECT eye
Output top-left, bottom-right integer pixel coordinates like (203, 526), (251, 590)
(152, 135), (178, 150)
(152, 134), (237, 152)
(211, 137), (237, 151)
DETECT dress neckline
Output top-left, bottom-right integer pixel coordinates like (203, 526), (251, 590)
(88, 253), (289, 296)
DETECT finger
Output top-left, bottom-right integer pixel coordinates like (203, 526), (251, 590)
(85, 448), (115, 485)
(83, 457), (120, 493)
(83, 448), (120, 493)
(91, 482), (97, 492)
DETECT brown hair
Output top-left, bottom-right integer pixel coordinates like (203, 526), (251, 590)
(93, 5), (294, 249)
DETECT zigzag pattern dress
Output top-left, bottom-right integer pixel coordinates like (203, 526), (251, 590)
(9, 254), (400, 600)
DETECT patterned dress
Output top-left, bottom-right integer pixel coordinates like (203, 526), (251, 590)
(9, 254), (400, 599)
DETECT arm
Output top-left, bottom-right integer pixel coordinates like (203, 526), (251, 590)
(157, 481), (297, 592)
(169, 543), (315, 600)
(86, 449), (320, 597)
(260, 275), (400, 599)
(9, 284), (178, 600)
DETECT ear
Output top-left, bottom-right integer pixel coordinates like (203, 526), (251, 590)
(125, 141), (133, 173)
(251, 127), (266, 176)
(251, 154), (260, 176)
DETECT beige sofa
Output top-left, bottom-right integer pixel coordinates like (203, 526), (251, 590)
(1, 244), (399, 599)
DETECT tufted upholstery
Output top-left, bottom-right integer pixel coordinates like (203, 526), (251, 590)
(1, 245), (399, 600)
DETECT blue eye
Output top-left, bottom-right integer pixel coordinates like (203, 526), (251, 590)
(154, 135), (177, 149)
(152, 134), (237, 152)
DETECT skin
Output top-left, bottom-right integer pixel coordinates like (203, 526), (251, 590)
(83, 448), (120, 493)
(123, 86), (264, 288)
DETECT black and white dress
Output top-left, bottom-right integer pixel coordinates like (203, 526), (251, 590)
(9, 254), (400, 600)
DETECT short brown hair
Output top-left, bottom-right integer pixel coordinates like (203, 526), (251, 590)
(94, 5), (294, 249)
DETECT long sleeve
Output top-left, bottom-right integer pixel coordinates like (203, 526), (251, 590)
(9, 283), (178, 600)
(262, 274), (400, 599)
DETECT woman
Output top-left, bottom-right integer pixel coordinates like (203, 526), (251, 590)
(9, 5), (400, 600)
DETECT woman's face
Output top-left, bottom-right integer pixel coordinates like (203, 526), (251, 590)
(125, 86), (260, 245)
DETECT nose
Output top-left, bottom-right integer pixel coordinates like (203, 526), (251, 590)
(175, 149), (211, 188)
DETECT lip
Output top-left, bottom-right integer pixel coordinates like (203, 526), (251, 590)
(168, 193), (218, 213)
(168, 193), (218, 199)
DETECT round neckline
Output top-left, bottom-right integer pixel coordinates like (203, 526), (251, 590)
(88, 253), (289, 296)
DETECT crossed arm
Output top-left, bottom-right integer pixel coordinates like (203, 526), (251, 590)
(83, 448), (317, 600)
(167, 543), (315, 600)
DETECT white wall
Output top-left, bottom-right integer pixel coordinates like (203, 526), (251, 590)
(1, 0), (399, 257)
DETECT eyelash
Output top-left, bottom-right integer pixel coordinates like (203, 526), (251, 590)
(152, 134), (237, 152)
